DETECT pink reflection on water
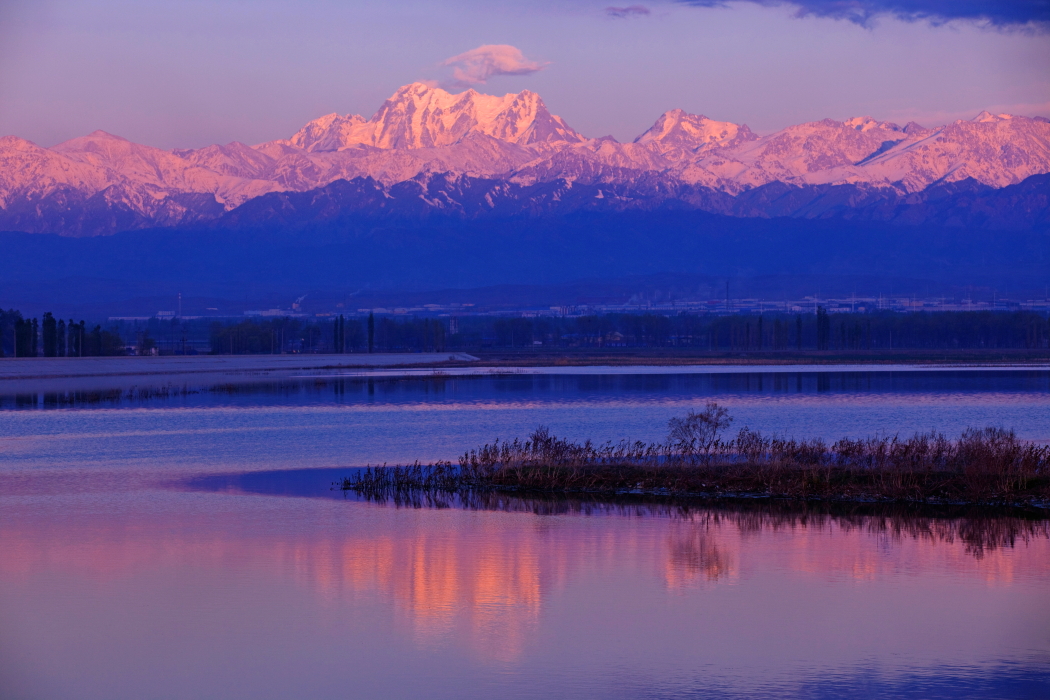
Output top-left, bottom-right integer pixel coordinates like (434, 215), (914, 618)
(1, 465), (1049, 700)
(2, 492), (1046, 665)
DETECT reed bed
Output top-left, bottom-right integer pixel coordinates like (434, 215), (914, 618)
(342, 404), (1050, 506)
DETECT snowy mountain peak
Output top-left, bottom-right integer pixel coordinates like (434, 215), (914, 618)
(52, 130), (131, 152)
(268, 82), (586, 153)
(903, 121), (931, 135)
(0, 135), (42, 151)
(972, 111), (1013, 123)
(365, 82), (584, 149)
(843, 116), (902, 132)
(634, 109), (757, 155)
(286, 113), (367, 152)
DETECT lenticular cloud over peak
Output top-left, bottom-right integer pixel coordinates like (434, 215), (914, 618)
(441, 45), (548, 87)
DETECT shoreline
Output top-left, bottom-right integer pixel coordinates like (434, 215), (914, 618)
(463, 349), (1050, 367)
(303, 361), (1050, 380)
(2, 350), (1048, 395)
(347, 481), (1050, 513)
(345, 475), (1050, 511)
(0, 353), (479, 380)
(343, 461), (1050, 510)
(461, 484), (1050, 510)
(0, 353), (478, 394)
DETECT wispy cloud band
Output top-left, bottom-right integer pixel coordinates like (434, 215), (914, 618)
(607, 5), (652, 18)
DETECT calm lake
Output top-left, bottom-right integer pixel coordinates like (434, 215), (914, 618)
(2, 366), (1049, 699)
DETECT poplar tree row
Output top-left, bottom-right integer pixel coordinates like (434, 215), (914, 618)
(207, 313), (447, 354)
(0, 310), (127, 357)
(472, 308), (1050, 351)
(204, 309), (1049, 354)
(5, 308), (1049, 356)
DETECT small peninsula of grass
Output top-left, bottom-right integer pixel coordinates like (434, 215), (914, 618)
(343, 404), (1050, 507)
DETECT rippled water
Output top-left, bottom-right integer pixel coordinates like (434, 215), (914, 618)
(1, 367), (1048, 699)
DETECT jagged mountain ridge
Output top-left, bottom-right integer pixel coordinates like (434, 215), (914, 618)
(208, 171), (1050, 232)
(1, 82), (1049, 235)
(281, 82), (586, 150)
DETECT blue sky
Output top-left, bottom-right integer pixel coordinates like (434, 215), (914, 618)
(0, 0), (1047, 148)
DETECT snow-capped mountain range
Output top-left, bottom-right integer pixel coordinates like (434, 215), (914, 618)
(2, 82), (1048, 235)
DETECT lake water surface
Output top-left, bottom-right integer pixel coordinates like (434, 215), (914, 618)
(2, 367), (1049, 698)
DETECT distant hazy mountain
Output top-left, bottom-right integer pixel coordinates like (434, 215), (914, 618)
(1, 83), (1049, 236)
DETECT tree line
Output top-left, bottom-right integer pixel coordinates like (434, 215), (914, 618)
(3, 308), (1048, 356)
(208, 313), (446, 354)
(206, 309), (1049, 354)
(457, 309), (1050, 351)
(0, 310), (124, 357)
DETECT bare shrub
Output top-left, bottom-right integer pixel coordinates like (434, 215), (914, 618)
(667, 402), (733, 461)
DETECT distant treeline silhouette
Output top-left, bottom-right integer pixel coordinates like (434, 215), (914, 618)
(0, 309), (124, 357)
(208, 308), (1047, 354)
(207, 308), (1050, 354)
(2, 308), (1048, 356)
(206, 313), (446, 355)
(479, 309), (1050, 352)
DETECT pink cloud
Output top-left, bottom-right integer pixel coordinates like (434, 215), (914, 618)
(441, 45), (548, 88)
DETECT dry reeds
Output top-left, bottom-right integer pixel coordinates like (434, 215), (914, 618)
(343, 404), (1050, 506)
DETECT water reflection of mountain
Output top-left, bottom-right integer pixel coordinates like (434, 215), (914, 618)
(3, 485), (1046, 662)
